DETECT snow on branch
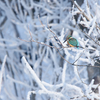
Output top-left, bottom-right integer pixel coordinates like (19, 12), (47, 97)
(0, 55), (7, 93)
(21, 56), (48, 92)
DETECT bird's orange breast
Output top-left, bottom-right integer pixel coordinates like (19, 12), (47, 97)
(67, 41), (75, 47)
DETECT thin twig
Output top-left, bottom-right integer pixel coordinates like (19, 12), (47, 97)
(73, 49), (85, 64)
(47, 26), (65, 48)
(27, 26), (33, 40)
(76, 66), (88, 85)
(18, 37), (31, 42)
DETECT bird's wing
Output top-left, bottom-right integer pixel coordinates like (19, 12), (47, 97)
(68, 38), (78, 47)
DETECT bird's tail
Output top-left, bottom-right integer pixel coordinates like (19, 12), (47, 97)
(76, 46), (84, 49)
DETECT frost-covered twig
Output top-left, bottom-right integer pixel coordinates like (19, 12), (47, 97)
(0, 55), (7, 93)
(27, 89), (68, 100)
(21, 56), (48, 92)
(85, 79), (100, 100)
(7, 75), (34, 89)
(72, 0), (90, 21)
(70, 79), (100, 99)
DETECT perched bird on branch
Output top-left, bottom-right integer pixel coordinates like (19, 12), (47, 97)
(63, 36), (79, 48)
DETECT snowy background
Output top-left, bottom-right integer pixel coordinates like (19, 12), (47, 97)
(0, 0), (100, 100)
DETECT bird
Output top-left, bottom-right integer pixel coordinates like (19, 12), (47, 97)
(63, 36), (79, 48)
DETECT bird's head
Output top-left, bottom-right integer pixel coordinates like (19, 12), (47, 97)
(63, 35), (72, 43)
(66, 35), (72, 40)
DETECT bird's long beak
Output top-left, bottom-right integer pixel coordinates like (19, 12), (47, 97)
(63, 40), (67, 43)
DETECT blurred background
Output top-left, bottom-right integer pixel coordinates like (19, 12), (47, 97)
(0, 0), (100, 100)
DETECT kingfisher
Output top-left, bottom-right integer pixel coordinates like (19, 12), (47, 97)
(63, 36), (79, 48)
